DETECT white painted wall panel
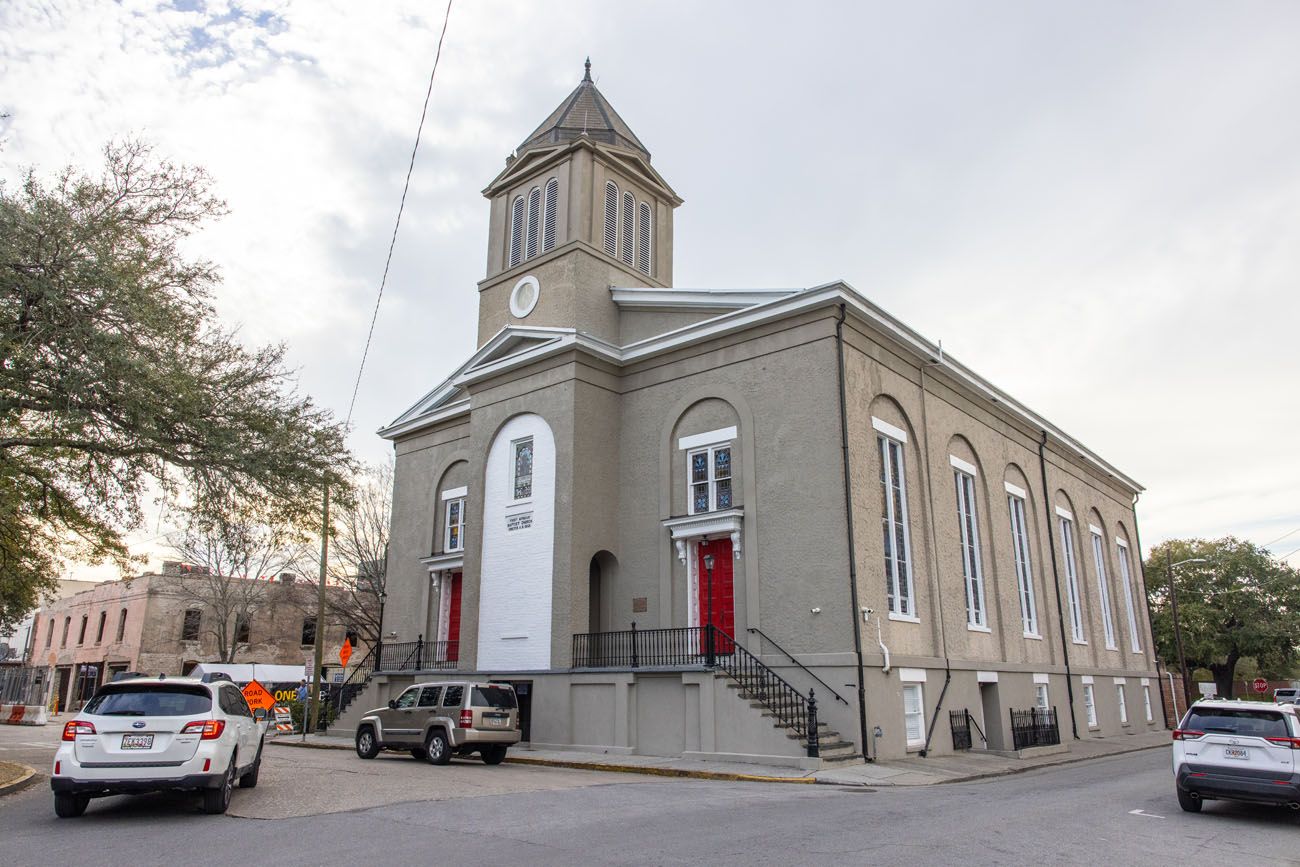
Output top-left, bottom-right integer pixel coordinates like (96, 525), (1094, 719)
(477, 414), (555, 669)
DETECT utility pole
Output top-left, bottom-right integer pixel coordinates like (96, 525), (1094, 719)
(1167, 549), (1192, 712)
(308, 486), (330, 736)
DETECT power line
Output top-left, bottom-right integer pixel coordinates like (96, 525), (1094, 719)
(1261, 525), (1300, 548)
(346, 0), (454, 427)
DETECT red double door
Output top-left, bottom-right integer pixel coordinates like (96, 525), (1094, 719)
(446, 571), (462, 662)
(696, 539), (735, 654)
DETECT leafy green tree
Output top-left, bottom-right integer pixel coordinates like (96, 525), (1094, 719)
(1146, 537), (1300, 698)
(0, 140), (353, 631)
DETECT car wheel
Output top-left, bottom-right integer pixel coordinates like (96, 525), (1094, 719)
(239, 740), (263, 788)
(1177, 787), (1202, 813)
(425, 730), (452, 766)
(355, 726), (380, 760)
(202, 757), (236, 815)
(481, 745), (507, 765)
(53, 792), (89, 818)
(410, 747), (428, 761)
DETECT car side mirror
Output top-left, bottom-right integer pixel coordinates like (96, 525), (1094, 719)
(254, 708), (268, 722)
(388, 699), (398, 710)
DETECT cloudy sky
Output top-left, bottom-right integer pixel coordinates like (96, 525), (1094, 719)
(3, 0), (1298, 577)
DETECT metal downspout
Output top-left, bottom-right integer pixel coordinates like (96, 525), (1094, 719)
(1129, 492), (1169, 728)
(1038, 431), (1079, 739)
(835, 304), (873, 761)
(918, 361), (952, 757)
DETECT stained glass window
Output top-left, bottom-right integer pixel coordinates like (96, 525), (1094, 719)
(687, 444), (735, 515)
(444, 497), (465, 552)
(513, 438), (534, 500)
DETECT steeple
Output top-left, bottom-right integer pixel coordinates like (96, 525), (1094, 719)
(515, 59), (651, 160)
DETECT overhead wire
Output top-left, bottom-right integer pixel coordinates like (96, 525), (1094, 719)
(345, 0), (454, 427)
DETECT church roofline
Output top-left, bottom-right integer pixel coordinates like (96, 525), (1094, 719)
(379, 284), (1143, 493)
(482, 136), (682, 205)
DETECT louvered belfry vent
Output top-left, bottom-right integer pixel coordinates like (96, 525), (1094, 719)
(637, 201), (651, 275)
(542, 178), (558, 252)
(604, 181), (618, 256)
(526, 187), (541, 260)
(509, 196), (525, 267)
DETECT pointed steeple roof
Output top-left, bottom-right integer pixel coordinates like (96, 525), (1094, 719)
(516, 59), (650, 159)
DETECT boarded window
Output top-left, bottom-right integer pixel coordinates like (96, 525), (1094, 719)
(181, 609), (202, 642)
(300, 616), (317, 647)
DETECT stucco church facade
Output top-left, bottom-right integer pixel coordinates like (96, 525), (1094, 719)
(361, 63), (1162, 766)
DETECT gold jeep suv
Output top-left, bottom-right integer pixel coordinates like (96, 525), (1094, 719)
(354, 681), (520, 765)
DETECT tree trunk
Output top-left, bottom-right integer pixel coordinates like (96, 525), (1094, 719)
(1209, 651), (1240, 699)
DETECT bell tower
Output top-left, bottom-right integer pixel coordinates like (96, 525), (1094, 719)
(476, 60), (683, 346)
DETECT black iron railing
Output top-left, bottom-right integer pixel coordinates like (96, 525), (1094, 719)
(375, 636), (461, 672)
(572, 624), (713, 668)
(747, 627), (850, 706)
(1010, 707), (1060, 749)
(321, 646), (377, 730)
(950, 709), (973, 751)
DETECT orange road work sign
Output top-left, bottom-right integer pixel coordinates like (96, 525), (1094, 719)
(242, 679), (276, 712)
(339, 640), (352, 668)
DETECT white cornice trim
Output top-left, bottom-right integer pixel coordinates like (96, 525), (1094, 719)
(1056, 506), (1075, 520)
(872, 416), (908, 443)
(678, 426), (737, 451)
(662, 508), (744, 564)
(950, 455), (978, 476)
(611, 287), (801, 310)
(440, 486), (468, 501)
(1004, 481), (1027, 499)
(420, 552), (464, 573)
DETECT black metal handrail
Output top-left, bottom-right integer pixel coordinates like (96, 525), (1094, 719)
(746, 626), (849, 706)
(1010, 707), (1060, 750)
(713, 627), (812, 738)
(375, 636), (461, 672)
(950, 709), (973, 750)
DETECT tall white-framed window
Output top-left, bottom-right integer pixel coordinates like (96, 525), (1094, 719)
(878, 430), (915, 619)
(902, 683), (926, 748)
(636, 201), (652, 275)
(621, 191), (634, 266)
(1035, 683), (1050, 711)
(443, 496), (466, 553)
(509, 196), (525, 267)
(1058, 512), (1085, 643)
(603, 181), (618, 255)
(525, 186), (541, 260)
(1116, 539), (1142, 653)
(511, 437), (534, 501)
(1142, 685), (1153, 722)
(954, 467), (987, 629)
(542, 178), (558, 252)
(1083, 683), (1097, 728)
(687, 444), (733, 515)
(1090, 529), (1117, 650)
(1007, 488), (1039, 636)
(1116, 683), (1128, 724)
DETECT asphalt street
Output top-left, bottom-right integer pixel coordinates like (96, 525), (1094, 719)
(1, 725), (1296, 866)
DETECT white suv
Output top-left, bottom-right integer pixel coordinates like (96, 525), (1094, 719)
(1172, 699), (1300, 813)
(50, 676), (267, 817)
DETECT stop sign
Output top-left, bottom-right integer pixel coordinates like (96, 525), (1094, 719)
(1253, 678), (1269, 694)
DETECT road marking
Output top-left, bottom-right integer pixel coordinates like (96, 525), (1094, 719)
(1128, 809), (1165, 819)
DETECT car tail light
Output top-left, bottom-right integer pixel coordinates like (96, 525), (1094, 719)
(459, 709), (473, 729)
(1172, 729), (1204, 741)
(62, 720), (95, 741)
(1266, 737), (1300, 750)
(203, 759), (211, 772)
(181, 720), (226, 739)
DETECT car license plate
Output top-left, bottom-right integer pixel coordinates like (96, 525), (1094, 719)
(1223, 746), (1249, 760)
(121, 734), (154, 750)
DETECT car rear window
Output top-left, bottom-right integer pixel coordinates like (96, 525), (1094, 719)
(83, 685), (212, 717)
(1185, 707), (1292, 738)
(472, 686), (517, 709)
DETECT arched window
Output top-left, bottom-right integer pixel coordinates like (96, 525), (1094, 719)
(509, 196), (525, 267)
(525, 187), (541, 260)
(621, 191), (634, 266)
(542, 178), (558, 252)
(637, 201), (652, 275)
(603, 182), (618, 256)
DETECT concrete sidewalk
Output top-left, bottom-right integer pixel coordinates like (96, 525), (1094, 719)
(270, 729), (1170, 786)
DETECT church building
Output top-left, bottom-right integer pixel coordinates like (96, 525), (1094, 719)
(359, 62), (1162, 766)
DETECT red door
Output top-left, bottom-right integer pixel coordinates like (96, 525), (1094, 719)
(446, 571), (462, 662)
(696, 539), (735, 654)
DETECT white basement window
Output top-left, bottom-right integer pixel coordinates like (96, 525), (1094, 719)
(1084, 684), (1097, 728)
(902, 683), (926, 748)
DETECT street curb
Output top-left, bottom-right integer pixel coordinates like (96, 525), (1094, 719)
(925, 741), (1169, 786)
(269, 738), (815, 784)
(0, 765), (40, 797)
(270, 736), (1167, 787)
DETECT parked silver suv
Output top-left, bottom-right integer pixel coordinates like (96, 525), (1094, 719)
(355, 681), (520, 765)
